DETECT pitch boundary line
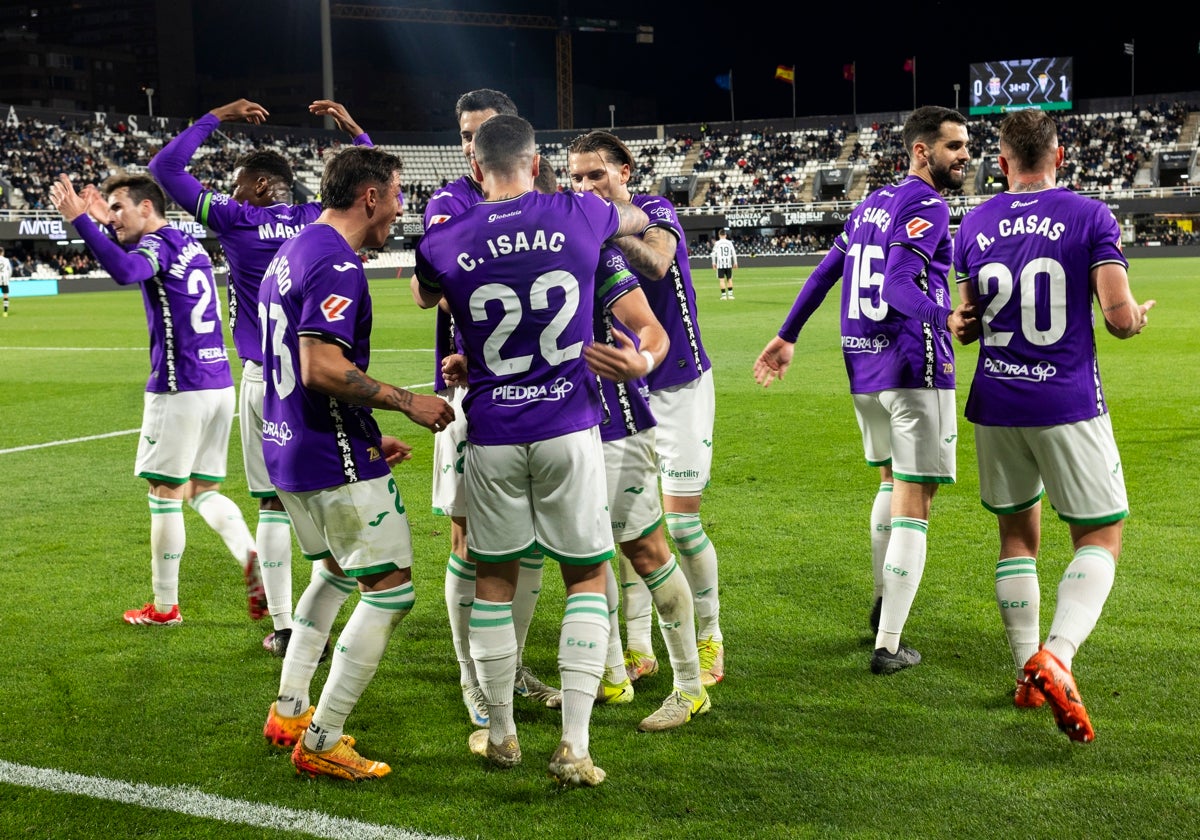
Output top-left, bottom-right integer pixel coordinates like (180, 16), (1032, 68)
(0, 758), (460, 840)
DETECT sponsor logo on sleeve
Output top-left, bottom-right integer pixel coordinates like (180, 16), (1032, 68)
(905, 217), (934, 239)
(321, 294), (352, 321)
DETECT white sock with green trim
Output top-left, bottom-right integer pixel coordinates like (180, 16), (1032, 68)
(307, 581), (414, 747)
(188, 490), (254, 568)
(512, 550), (544, 667)
(558, 592), (608, 755)
(619, 551), (654, 655)
(870, 483), (894, 601)
(469, 598), (517, 739)
(257, 507), (293, 630)
(995, 556), (1040, 677)
(645, 555), (701, 693)
(875, 516), (927, 653)
(601, 561), (627, 683)
(1044, 546), (1116, 671)
(444, 552), (476, 684)
(148, 493), (184, 611)
(666, 512), (722, 643)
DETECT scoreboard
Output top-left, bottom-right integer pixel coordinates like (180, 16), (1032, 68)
(968, 56), (1073, 115)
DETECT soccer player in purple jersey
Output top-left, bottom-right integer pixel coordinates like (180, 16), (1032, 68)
(953, 109), (1155, 742)
(420, 89), (561, 726)
(567, 130), (726, 690)
(752, 106), (978, 675)
(413, 114), (650, 787)
(257, 146), (453, 780)
(49, 173), (258, 628)
(527, 169), (708, 729)
(588, 245), (712, 731)
(150, 97), (372, 657)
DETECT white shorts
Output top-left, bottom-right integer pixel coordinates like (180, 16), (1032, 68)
(465, 426), (614, 566)
(975, 414), (1128, 525)
(604, 429), (664, 542)
(135, 387), (235, 485)
(852, 388), (956, 484)
(238, 361), (274, 498)
(430, 385), (468, 518)
(277, 473), (414, 575)
(648, 368), (715, 496)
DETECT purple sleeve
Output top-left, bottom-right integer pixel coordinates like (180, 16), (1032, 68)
(778, 246), (843, 342)
(353, 133), (372, 147)
(880, 245), (949, 327)
(73, 216), (155, 285)
(147, 113), (220, 217)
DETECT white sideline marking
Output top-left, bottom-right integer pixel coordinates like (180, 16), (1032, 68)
(0, 383), (435, 456)
(0, 759), (460, 840)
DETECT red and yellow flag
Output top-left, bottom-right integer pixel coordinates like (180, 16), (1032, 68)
(775, 64), (795, 84)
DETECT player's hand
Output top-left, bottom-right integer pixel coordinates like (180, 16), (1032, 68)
(584, 327), (646, 382)
(381, 435), (413, 466)
(210, 99), (269, 125)
(79, 183), (112, 224)
(752, 336), (795, 388)
(48, 174), (87, 222)
(309, 100), (364, 137)
(404, 393), (456, 432)
(441, 353), (468, 387)
(948, 303), (981, 345)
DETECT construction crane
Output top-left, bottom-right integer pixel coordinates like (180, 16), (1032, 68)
(328, 3), (651, 130)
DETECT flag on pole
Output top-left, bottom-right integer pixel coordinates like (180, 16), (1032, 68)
(903, 57), (914, 73)
(843, 63), (855, 81)
(715, 72), (732, 91)
(1124, 42), (1135, 56)
(775, 65), (795, 84)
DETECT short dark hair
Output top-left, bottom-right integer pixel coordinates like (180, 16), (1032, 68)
(455, 89), (518, 122)
(902, 105), (967, 153)
(998, 109), (1058, 169)
(533, 154), (558, 194)
(319, 146), (402, 211)
(567, 129), (634, 169)
(233, 149), (294, 187)
(473, 114), (535, 179)
(102, 173), (167, 217)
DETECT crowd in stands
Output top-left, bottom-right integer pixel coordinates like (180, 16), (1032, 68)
(0, 100), (1195, 272)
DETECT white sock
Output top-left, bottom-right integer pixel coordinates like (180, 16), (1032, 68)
(512, 550), (544, 666)
(601, 561), (627, 683)
(469, 598), (518, 740)
(279, 564), (356, 709)
(645, 555), (701, 694)
(875, 517), (927, 653)
(188, 490), (255, 568)
(444, 552), (477, 684)
(307, 581), (414, 750)
(619, 551), (654, 654)
(257, 508), (293, 630)
(666, 512), (722, 642)
(558, 592), (608, 756)
(995, 556), (1040, 677)
(1044, 546), (1116, 671)
(148, 493), (184, 611)
(870, 483), (894, 600)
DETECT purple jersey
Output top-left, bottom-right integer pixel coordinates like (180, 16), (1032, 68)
(149, 113), (371, 365)
(423, 175), (484, 390)
(75, 218), (232, 394)
(780, 175), (956, 393)
(414, 190), (619, 446)
(953, 187), (1129, 426)
(630, 194), (711, 390)
(594, 246), (656, 442)
(259, 225), (389, 493)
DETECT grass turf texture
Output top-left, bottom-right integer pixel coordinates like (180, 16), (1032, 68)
(0, 259), (1196, 839)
